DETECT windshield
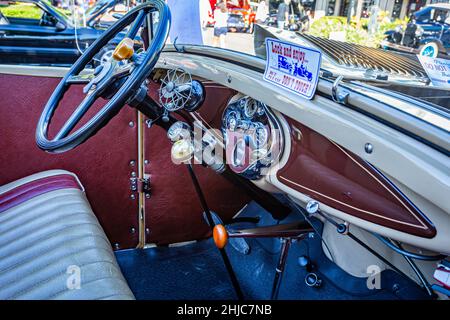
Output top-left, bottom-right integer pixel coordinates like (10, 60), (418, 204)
(1, 0), (449, 111)
(46, 0), (116, 26)
(166, 0), (449, 112)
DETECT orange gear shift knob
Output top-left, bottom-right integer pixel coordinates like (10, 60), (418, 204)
(112, 38), (134, 61)
(213, 224), (228, 249)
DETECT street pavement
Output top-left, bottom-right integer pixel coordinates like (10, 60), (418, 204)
(203, 27), (255, 56)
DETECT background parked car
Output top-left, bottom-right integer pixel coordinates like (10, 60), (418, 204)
(209, 0), (255, 33)
(382, 3), (449, 56)
(0, 0), (140, 66)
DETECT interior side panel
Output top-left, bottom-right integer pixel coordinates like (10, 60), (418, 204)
(0, 74), (139, 249)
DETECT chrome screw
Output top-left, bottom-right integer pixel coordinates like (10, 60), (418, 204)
(145, 193), (150, 199)
(114, 243), (120, 250)
(130, 227), (136, 234)
(130, 194), (136, 200)
(129, 160), (136, 167)
(131, 172), (137, 177)
(365, 143), (373, 154)
(144, 160), (149, 165)
(145, 228), (150, 234)
(129, 121), (135, 127)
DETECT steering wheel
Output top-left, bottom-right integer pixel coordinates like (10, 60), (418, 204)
(36, 1), (170, 153)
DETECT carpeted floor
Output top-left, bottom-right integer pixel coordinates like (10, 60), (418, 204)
(115, 201), (429, 300)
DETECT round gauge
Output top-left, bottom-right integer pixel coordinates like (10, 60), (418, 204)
(226, 111), (239, 131)
(252, 123), (269, 148)
(256, 103), (266, 116)
(244, 99), (258, 118)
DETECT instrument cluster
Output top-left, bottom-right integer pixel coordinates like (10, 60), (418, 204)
(222, 96), (282, 180)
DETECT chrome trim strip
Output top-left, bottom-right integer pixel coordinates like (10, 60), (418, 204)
(0, 64), (69, 77)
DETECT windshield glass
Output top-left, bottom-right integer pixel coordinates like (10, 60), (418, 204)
(1, 0), (448, 112)
(165, 0), (449, 112)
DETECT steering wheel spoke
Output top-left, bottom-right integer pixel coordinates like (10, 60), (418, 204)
(126, 10), (147, 40)
(53, 90), (99, 141)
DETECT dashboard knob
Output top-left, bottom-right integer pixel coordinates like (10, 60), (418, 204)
(171, 139), (193, 164)
(167, 121), (191, 142)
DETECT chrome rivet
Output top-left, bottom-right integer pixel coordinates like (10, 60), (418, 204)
(306, 200), (319, 215)
(144, 160), (149, 165)
(114, 243), (120, 250)
(145, 228), (150, 234)
(131, 172), (137, 177)
(145, 193), (150, 199)
(227, 75), (232, 83)
(128, 121), (135, 127)
(129, 160), (136, 167)
(130, 194), (136, 200)
(365, 143), (373, 154)
(130, 227), (136, 234)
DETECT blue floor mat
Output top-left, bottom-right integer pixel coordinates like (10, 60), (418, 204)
(115, 201), (430, 300)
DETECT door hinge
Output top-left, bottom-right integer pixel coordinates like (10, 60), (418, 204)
(130, 175), (151, 195)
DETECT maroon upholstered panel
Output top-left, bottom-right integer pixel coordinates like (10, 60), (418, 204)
(0, 174), (81, 214)
(0, 74), (251, 248)
(0, 74), (139, 249)
(277, 118), (436, 238)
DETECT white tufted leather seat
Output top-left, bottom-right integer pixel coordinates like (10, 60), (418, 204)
(0, 170), (134, 300)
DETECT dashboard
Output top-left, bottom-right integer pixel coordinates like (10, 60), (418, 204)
(155, 68), (440, 249)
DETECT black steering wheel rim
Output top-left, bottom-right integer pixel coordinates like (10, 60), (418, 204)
(36, 0), (170, 153)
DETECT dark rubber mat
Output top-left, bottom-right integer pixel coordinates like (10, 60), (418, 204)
(116, 201), (430, 300)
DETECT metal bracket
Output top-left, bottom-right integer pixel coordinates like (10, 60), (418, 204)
(173, 37), (185, 53)
(331, 75), (349, 105)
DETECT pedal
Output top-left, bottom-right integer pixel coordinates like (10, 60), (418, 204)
(203, 212), (251, 255)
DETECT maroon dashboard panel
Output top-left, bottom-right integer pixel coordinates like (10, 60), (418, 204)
(190, 82), (237, 128)
(277, 117), (436, 238)
(0, 74), (139, 249)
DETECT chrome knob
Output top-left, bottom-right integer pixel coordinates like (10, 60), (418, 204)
(306, 200), (319, 215)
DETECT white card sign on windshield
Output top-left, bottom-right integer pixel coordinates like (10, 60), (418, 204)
(263, 38), (321, 100)
(418, 55), (450, 89)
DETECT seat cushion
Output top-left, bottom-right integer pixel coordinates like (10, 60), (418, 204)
(0, 170), (135, 300)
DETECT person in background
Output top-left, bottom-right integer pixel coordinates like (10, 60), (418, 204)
(255, 0), (268, 24)
(167, 0), (204, 45)
(213, 1), (228, 48)
(199, 0), (212, 44)
(277, 0), (290, 29)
